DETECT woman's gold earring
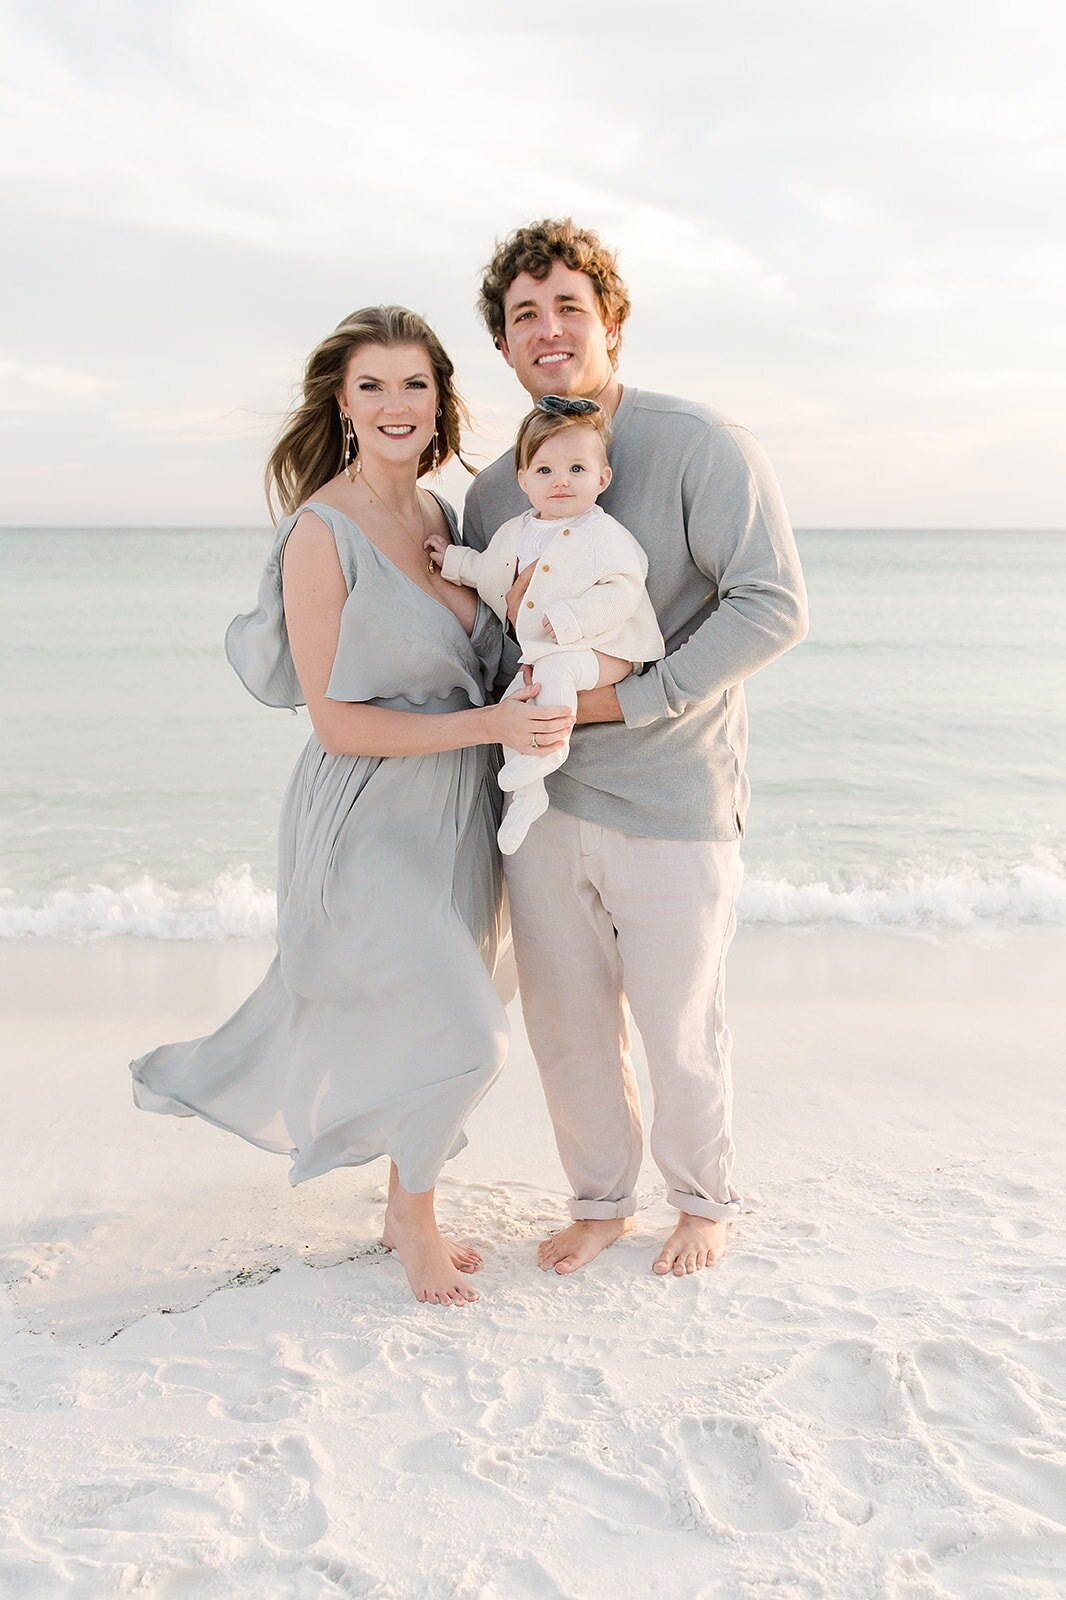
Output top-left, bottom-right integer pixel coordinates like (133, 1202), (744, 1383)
(341, 410), (360, 480)
(431, 407), (442, 474)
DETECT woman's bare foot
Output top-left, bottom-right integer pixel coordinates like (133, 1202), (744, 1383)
(381, 1226), (481, 1274)
(382, 1186), (479, 1306)
(653, 1214), (730, 1276)
(537, 1217), (633, 1275)
(383, 1161), (480, 1277)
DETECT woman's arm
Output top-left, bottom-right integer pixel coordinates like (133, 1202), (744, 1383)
(282, 514), (571, 758)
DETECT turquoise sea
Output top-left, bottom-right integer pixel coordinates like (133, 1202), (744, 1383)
(2, 526), (1064, 936)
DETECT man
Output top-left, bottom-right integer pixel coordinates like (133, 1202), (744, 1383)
(463, 219), (808, 1277)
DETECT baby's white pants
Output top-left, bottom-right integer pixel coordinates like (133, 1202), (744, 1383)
(496, 649), (600, 855)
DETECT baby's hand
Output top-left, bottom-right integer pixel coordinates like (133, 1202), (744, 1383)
(424, 532), (451, 565)
(542, 614), (558, 643)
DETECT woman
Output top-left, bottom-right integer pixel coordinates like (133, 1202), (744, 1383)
(130, 306), (572, 1306)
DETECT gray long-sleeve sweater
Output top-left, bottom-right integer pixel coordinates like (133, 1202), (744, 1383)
(462, 386), (809, 841)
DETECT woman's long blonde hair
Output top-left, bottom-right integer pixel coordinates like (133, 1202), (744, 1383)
(265, 305), (474, 518)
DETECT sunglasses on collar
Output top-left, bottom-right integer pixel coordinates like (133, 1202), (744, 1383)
(536, 395), (601, 418)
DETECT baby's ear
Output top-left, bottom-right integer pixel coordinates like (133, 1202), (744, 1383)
(599, 462), (614, 490)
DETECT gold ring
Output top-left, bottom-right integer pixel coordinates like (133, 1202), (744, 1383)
(531, 734), (539, 750)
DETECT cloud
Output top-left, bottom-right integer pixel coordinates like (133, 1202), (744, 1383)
(0, 357), (118, 410)
(0, 0), (1063, 525)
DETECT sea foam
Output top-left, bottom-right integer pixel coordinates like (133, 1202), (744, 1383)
(0, 868), (276, 941)
(3, 858), (1065, 940)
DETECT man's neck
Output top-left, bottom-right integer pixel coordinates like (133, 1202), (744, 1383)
(592, 372), (623, 417)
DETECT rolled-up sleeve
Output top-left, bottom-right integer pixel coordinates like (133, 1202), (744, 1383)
(440, 543), (482, 588)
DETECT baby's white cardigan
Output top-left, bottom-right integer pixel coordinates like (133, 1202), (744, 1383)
(440, 507), (665, 666)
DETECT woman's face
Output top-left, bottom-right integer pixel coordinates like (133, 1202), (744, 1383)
(338, 342), (438, 474)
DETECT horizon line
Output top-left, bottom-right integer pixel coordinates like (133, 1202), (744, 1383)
(2, 524), (1065, 536)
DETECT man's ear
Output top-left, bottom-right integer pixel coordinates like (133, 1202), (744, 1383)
(604, 322), (620, 352)
(497, 336), (516, 372)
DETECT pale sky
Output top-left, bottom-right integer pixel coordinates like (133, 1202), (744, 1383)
(2, 0), (1064, 526)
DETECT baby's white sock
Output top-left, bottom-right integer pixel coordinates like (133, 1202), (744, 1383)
(497, 783), (550, 855)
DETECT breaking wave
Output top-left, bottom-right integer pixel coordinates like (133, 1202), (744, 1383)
(3, 856), (1065, 940)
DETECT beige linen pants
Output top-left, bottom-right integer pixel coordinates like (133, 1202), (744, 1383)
(505, 807), (743, 1222)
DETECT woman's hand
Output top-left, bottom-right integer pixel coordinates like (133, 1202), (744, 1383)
(488, 682), (574, 753)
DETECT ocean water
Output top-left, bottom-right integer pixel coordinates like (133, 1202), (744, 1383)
(2, 526), (1064, 938)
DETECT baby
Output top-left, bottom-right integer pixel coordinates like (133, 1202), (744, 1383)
(425, 396), (664, 854)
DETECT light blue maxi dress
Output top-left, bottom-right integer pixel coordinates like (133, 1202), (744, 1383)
(130, 496), (511, 1192)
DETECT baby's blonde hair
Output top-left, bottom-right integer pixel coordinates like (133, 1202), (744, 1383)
(514, 399), (612, 474)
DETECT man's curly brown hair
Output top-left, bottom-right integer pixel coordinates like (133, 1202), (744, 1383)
(478, 218), (631, 370)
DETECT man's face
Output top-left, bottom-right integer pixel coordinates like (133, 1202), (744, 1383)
(498, 260), (619, 401)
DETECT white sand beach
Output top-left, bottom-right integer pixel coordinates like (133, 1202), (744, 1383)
(2, 926), (1064, 1598)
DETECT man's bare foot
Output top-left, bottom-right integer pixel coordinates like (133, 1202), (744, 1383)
(382, 1192), (479, 1305)
(381, 1226), (481, 1274)
(537, 1217), (633, 1275)
(653, 1214), (730, 1276)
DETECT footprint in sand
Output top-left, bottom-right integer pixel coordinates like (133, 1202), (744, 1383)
(472, 1445), (522, 1487)
(480, 1358), (612, 1433)
(768, 1338), (907, 1434)
(546, 1451), (668, 1528)
(60, 1476), (231, 1535)
(925, 1528), (1066, 1597)
(905, 1337), (1043, 1433)
(302, 1555), (388, 1597)
(470, 1441), (668, 1529)
(475, 1554), (568, 1599)
(379, 1333), (424, 1371)
(415, 1349), (487, 1426)
(151, 1357), (316, 1424)
(674, 1415), (804, 1533)
(385, 1429), (472, 1476)
(227, 1434), (328, 1550)
(222, 1377), (315, 1424)
(1007, 1336), (1066, 1390)
(904, 1337), (1066, 1525)
(991, 1215), (1047, 1240)
(731, 1251), (781, 1278)
(300, 1336), (377, 1378)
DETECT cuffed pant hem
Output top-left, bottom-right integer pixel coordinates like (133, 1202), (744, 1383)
(568, 1196), (637, 1221)
(667, 1188), (742, 1222)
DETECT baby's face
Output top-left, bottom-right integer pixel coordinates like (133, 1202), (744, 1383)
(518, 425), (612, 519)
